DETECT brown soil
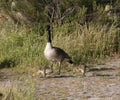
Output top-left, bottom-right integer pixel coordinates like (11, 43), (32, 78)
(0, 58), (120, 100)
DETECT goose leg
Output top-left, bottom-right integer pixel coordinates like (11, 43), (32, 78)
(43, 67), (46, 77)
(50, 62), (53, 73)
(58, 62), (61, 75)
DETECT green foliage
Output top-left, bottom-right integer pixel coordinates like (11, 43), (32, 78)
(0, 0), (120, 69)
(53, 22), (120, 65)
(0, 25), (46, 68)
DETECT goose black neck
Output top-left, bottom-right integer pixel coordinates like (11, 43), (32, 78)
(47, 30), (51, 43)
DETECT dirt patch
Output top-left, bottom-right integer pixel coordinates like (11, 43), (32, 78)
(0, 58), (120, 100)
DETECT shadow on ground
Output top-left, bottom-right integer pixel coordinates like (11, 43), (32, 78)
(88, 67), (115, 72)
(0, 59), (15, 69)
(46, 74), (76, 78)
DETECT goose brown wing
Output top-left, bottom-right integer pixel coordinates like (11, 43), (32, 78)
(53, 47), (71, 59)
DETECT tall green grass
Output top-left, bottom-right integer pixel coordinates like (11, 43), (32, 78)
(53, 22), (120, 64)
(0, 22), (46, 69)
(0, 21), (120, 70)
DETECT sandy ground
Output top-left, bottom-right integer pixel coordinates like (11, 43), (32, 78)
(0, 58), (120, 100)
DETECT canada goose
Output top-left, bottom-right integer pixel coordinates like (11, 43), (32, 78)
(44, 25), (73, 75)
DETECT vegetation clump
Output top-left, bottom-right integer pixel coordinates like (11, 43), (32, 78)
(0, 0), (120, 69)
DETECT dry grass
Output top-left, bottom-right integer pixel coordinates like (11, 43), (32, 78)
(0, 75), (36, 100)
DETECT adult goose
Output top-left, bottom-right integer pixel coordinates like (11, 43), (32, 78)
(44, 25), (73, 75)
